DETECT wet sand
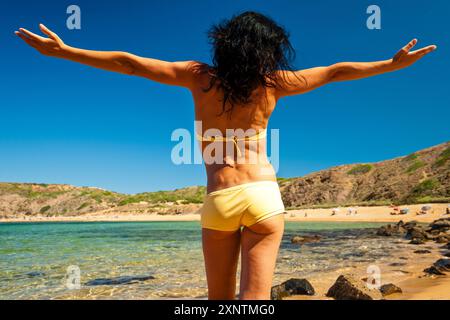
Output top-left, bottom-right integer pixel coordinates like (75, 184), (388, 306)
(397, 276), (450, 300)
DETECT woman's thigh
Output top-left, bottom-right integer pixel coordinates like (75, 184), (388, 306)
(202, 228), (241, 299)
(239, 214), (285, 300)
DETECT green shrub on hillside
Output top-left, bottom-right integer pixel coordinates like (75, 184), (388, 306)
(414, 196), (450, 203)
(411, 179), (439, 195)
(404, 153), (418, 161)
(435, 146), (450, 167)
(406, 160), (426, 173)
(347, 164), (373, 175)
(39, 205), (51, 214)
(77, 203), (89, 211)
(184, 196), (204, 204)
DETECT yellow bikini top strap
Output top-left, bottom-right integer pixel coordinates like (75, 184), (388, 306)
(195, 128), (267, 142)
(195, 128), (267, 158)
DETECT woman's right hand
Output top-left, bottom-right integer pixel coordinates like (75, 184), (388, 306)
(15, 24), (67, 57)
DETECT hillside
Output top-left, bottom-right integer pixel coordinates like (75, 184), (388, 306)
(0, 142), (448, 217)
(280, 142), (450, 208)
(0, 183), (205, 218)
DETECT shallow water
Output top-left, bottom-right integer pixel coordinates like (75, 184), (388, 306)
(0, 220), (410, 299)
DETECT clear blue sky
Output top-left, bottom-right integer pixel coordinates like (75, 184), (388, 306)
(1, 0), (448, 194)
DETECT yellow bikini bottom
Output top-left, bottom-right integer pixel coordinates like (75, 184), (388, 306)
(200, 180), (286, 231)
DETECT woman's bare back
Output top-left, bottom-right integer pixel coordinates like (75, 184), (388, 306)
(190, 65), (279, 193)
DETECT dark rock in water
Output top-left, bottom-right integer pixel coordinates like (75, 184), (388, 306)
(406, 226), (428, 241)
(376, 223), (406, 237)
(444, 252), (450, 258)
(389, 262), (407, 267)
(290, 235), (321, 244)
(26, 271), (45, 277)
(326, 274), (382, 300)
(85, 275), (155, 286)
(290, 236), (303, 244)
(424, 232), (439, 241)
(410, 238), (426, 245)
(376, 225), (392, 236)
(428, 218), (450, 232)
(436, 236), (450, 244)
(290, 236), (301, 243)
(424, 266), (446, 276)
(414, 249), (432, 254)
(403, 221), (418, 230)
(434, 259), (450, 272)
(442, 243), (450, 250)
(423, 258), (450, 275)
(427, 229), (441, 236)
(380, 283), (402, 296)
(271, 278), (315, 300)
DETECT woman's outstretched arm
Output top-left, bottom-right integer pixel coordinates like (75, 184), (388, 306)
(275, 39), (437, 98)
(15, 24), (199, 88)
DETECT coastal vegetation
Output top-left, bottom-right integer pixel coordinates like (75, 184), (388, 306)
(347, 164), (373, 175)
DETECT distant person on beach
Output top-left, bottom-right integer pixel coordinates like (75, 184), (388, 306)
(15, 12), (436, 300)
(331, 207), (341, 216)
(417, 205), (433, 215)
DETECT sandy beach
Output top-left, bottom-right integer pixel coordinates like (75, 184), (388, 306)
(1, 203), (448, 224)
(286, 203), (450, 223)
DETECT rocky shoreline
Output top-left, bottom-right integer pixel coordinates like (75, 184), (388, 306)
(271, 217), (450, 300)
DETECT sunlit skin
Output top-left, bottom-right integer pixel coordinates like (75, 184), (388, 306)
(16, 24), (436, 299)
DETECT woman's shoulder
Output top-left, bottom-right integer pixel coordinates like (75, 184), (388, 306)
(184, 61), (217, 90)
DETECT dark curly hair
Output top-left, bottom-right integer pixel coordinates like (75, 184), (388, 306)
(206, 11), (299, 115)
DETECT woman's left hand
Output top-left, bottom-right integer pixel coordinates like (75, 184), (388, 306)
(391, 39), (437, 70)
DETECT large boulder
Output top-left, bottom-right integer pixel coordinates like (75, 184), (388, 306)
(423, 259), (450, 276)
(434, 259), (450, 272)
(326, 275), (382, 300)
(271, 278), (315, 300)
(380, 283), (402, 296)
(424, 266), (446, 276)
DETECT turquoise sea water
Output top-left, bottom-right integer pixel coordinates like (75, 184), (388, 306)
(0, 221), (398, 299)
